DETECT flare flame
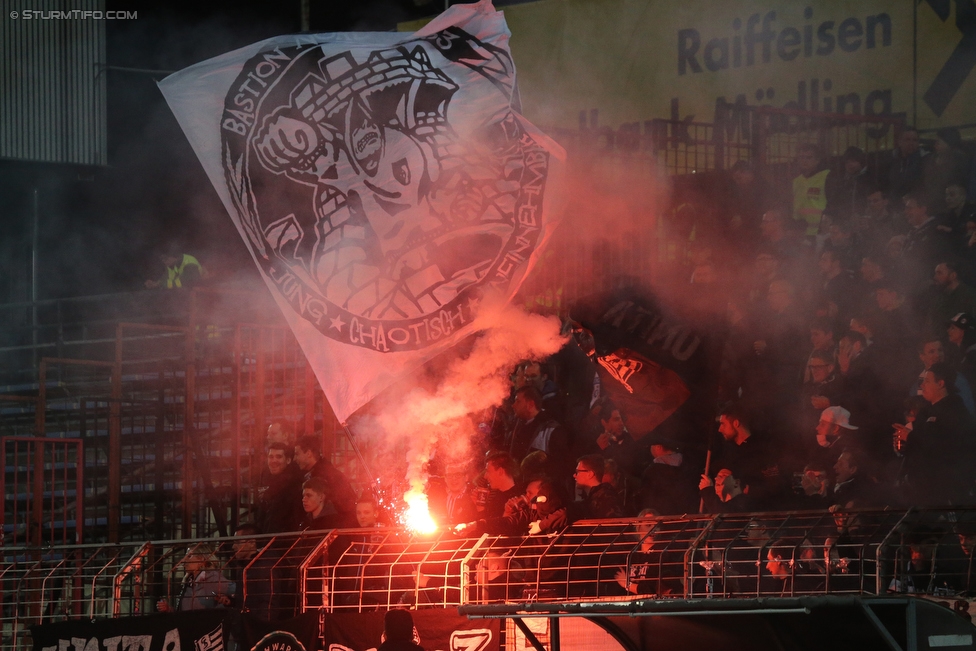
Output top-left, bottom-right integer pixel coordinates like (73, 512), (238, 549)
(404, 489), (438, 535)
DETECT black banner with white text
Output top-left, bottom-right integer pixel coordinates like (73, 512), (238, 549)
(31, 611), (226, 651)
(325, 610), (498, 651)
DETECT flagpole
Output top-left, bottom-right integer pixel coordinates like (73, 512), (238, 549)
(698, 448), (711, 514)
(342, 422), (377, 490)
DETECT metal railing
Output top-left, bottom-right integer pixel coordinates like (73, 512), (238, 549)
(0, 541), (145, 651)
(753, 107), (904, 166)
(303, 508), (976, 608)
(0, 437), (84, 547)
(542, 107), (905, 175)
(6, 507), (976, 651)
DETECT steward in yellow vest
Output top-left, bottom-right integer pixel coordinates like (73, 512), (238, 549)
(146, 250), (207, 289)
(792, 143), (829, 237)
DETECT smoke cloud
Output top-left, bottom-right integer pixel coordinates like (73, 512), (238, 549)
(352, 299), (568, 515)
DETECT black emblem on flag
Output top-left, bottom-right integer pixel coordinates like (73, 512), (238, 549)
(249, 631), (305, 651)
(221, 31), (551, 352)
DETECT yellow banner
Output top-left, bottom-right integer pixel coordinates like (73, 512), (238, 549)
(502, 0), (914, 131)
(915, 0), (976, 130)
(402, 0), (976, 133)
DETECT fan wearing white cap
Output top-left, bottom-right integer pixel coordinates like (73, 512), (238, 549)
(815, 406), (858, 450)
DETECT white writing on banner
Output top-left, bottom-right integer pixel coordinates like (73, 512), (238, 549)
(44, 632), (171, 651)
(41, 624), (223, 651)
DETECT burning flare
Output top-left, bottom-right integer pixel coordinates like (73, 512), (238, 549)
(404, 489), (438, 535)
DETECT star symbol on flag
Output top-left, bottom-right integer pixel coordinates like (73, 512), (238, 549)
(329, 315), (346, 332)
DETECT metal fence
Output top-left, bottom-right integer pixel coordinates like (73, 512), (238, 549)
(5, 508), (976, 651)
(309, 510), (962, 608)
(544, 107), (905, 176)
(0, 437), (83, 547)
(754, 107), (904, 166)
(1, 288), (360, 546)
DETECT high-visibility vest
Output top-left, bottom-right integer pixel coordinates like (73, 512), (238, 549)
(792, 169), (829, 236)
(166, 253), (205, 289)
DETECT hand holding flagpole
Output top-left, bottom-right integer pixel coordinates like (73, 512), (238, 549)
(699, 448), (711, 514)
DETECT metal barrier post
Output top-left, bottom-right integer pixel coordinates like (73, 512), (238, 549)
(875, 509), (914, 595)
(298, 534), (334, 613)
(685, 515), (720, 598)
(113, 542), (152, 616)
(460, 534), (489, 606)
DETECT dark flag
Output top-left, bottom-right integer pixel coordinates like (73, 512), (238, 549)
(238, 612), (319, 651)
(571, 287), (725, 442)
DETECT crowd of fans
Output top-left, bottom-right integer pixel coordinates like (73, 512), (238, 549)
(158, 126), (976, 614)
(412, 128), (976, 530)
(244, 126), (976, 542)
(673, 126), (976, 516)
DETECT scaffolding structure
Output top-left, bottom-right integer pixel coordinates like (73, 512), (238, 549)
(0, 288), (354, 546)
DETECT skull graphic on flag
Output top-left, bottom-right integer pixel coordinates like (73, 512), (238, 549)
(221, 26), (553, 353)
(160, 2), (564, 420)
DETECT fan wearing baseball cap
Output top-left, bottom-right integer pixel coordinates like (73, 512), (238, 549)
(946, 312), (976, 366)
(812, 405), (857, 460)
(948, 314), (976, 393)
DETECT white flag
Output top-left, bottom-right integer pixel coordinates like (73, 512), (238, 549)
(159, 0), (564, 421)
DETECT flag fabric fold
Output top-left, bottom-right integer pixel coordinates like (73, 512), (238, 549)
(159, 0), (564, 421)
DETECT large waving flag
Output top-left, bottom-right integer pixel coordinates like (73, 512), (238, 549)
(159, 1), (564, 421)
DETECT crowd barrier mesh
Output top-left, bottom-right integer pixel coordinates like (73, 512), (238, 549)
(4, 508), (976, 651)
